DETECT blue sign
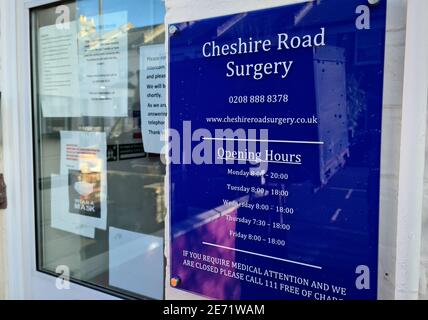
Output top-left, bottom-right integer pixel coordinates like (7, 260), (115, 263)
(169, 0), (386, 300)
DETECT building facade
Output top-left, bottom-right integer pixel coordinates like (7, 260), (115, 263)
(0, 0), (427, 300)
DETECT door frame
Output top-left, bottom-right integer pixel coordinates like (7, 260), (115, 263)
(1, 0), (118, 299)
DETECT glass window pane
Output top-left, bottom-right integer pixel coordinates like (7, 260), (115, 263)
(31, 0), (166, 299)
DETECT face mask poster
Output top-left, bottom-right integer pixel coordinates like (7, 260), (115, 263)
(169, 0), (386, 300)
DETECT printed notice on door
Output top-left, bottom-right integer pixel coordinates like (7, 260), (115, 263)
(59, 131), (108, 230)
(140, 44), (167, 154)
(38, 12), (129, 118)
(38, 21), (80, 117)
(79, 11), (129, 117)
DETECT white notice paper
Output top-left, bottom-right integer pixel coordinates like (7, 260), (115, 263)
(140, 44), (167, 154)
(38, 22), (80, 117)
(79, 11), (129, 117)
(60, 131), (107, 230)
(39, 13), (129, 118)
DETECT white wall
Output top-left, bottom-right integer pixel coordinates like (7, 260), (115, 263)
(164, 0), (409, 300)
(379, 0), (407, 300)
(421, 97), (428, 299)
(0, 4), (7, 300)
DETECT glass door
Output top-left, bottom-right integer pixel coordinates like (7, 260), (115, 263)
(29, 0), (166, 299)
